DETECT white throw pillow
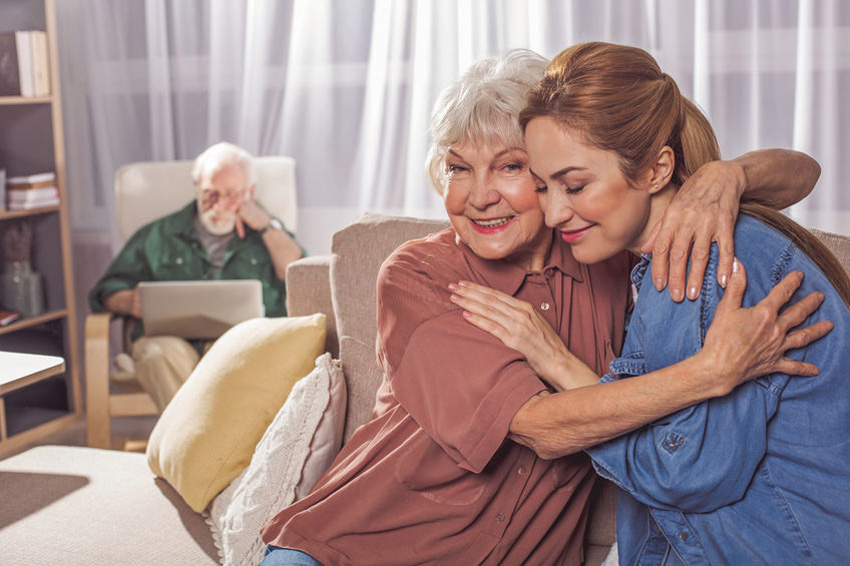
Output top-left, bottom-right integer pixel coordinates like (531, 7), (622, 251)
(207, 353), (347, 566)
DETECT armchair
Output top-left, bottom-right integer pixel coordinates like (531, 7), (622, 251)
(85, 156), (298, 449)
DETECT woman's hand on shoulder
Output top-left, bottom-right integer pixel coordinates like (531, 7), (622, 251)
(448, 281), (598, 390)
(698, 258), (833, 395)
(643, 159), (745, 303)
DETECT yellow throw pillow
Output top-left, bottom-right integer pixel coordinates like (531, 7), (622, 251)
(146, 314), (327, 513)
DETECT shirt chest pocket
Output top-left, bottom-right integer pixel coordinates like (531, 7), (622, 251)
(151, 248), (205, 280)
(226, 249), (271, 275)
(395, 432), (489, 506)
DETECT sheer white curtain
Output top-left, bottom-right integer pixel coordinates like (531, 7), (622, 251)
(55, 0), (849, 262)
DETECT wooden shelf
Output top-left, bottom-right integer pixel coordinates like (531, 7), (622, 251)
(0, 96), (52, 106)
(0, 309), (68, 336)
(0, 205), (61, 220)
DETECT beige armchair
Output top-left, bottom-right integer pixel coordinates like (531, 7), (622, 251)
(85, 156), (298, 449)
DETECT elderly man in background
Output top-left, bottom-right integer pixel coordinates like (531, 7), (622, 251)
(89, 142), (304, 410)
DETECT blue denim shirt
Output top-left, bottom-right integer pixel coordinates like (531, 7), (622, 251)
(586, 215), (850, 565)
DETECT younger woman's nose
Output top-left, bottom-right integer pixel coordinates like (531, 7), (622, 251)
(543, 192), (574, 228)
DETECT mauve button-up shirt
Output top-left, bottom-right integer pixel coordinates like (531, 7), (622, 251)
(262, 227), (631, 566)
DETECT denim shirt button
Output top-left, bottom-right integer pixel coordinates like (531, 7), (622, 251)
(678, 531), (689, 541)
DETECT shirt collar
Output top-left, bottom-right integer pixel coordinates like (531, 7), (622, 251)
(454, 229), (585, 296)
(630, 254), (651, 290)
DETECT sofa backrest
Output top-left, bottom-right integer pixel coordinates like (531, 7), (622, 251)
(813, 229), (850, 275)
(329, 212), (449, 442)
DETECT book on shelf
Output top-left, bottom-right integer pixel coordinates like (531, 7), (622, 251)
(7, 172), (55, 186)
(0, 30), (50, 97)
(0, 309), (21, 326)
(5, 172), (58, 209)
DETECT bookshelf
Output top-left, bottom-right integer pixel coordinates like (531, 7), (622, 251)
(0, 0), (81, 456)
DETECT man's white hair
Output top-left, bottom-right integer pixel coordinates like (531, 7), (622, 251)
(425, 49), (548, 194)
(191, 142), (256, 187)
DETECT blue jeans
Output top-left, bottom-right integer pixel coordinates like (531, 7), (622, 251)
(261, 546), (324, 566)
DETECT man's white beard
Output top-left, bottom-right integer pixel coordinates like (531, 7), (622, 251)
(199, 208), (237, 235)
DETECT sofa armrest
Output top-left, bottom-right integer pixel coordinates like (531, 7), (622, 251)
(286, 255), (337, 358)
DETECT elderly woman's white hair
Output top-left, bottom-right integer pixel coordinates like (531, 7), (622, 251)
(426, 49), (548, 194)
(191, 142), (256, 187)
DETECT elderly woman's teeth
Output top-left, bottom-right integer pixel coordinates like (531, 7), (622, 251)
(473, 217), (512, 227)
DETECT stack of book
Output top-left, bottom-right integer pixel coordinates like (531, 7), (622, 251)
(5, 172), (59, 210)
(0, 30), (50, 97)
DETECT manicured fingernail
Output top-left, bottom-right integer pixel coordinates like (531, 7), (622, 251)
(449, 294), (460, 303)
(673, 288), (684, 301)
(688, 286), (697, 300)
(448, 283), (457, 291)
(733, 259), (739, 273)
(458, 280), (469, 287)
(720, 274), (727, 288)
(655, 278), (664, 290)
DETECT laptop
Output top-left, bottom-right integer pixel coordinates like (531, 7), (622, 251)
(138, 280), (265, 340)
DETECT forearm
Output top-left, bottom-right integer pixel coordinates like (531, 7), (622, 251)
(736, 149), (819, 208)
(510, 352), (728, 458)
(103, 289), (137, 317)
(262, 229), (303, 281)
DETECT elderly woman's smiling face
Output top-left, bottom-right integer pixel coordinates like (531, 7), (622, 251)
(442, 138), (550, 271)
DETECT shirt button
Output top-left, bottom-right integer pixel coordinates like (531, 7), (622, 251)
(540, 302), (550, 311)
(678, 532), (689, 541)
(176, 257), (184, 265)
(496, 513), (505, 522)
(517, 466), (526, 476)
(251, 258), (258, 265)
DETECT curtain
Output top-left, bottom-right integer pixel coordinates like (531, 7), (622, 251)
(55, 0), (850, 261)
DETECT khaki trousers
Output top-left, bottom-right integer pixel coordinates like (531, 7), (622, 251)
(131, 336), (201, 411)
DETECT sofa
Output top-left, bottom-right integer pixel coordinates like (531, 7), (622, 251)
(1, 212), (847, 566)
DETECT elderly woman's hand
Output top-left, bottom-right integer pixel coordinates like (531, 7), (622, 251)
(698, 259), (833, 395)
(643, 159), (746, 303)
(448, 281), (598, 390)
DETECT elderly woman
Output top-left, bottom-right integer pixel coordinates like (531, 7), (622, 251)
(452, 43), (847, 565)
(260, 50), (824, 566)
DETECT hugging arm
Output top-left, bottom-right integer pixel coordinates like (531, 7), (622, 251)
(450, 261), (831, 459)
(650, 149), (819, 302)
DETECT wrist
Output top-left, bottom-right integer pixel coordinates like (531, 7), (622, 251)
(687, 350), (739, 399)
(259, 218), (283, 235)
(733, 160), (749, 200)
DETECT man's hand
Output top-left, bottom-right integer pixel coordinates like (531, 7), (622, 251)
(234, 194), (271, 239)
(643, 160), (745, 302)
(103, 287), (142, 319)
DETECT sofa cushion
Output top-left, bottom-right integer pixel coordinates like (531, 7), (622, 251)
(0, 446), (218, 565)
(208, 353), (346, 566)
(147, 314), (327, 512)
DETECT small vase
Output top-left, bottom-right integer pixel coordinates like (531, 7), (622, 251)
(0, 261), (45, 317)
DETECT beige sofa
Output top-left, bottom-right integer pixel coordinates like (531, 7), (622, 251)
(1, 213), (847, 566)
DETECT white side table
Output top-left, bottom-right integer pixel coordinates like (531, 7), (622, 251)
(0, 351), (65, 445)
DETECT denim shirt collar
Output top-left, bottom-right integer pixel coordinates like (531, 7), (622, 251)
(630, 254), (652, 290)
